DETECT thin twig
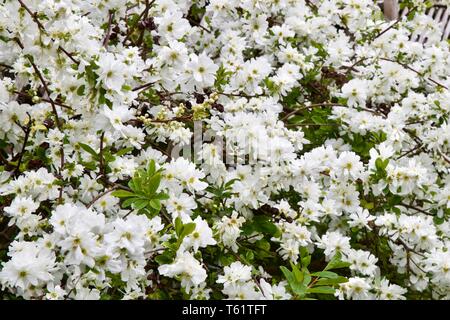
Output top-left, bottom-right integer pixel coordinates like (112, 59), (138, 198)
(99, 131), (107, 184)
(17, 0), (46, 31)
(85, 185), (119, 208)
(12, 113), (32, 177)
(437, 148), (450, 165)
(373, 7), (417, 41)
(185, 17), (212, 33)
(380, 57), (448, 90)
(399, 203), (433, 216)
(132, 81), (156, 92)
(58, 46), (80, 65)
(102, 11), (115, 47)
(282, 102), (384, 122)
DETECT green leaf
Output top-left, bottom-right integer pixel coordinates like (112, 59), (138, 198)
(76, 85), (85, 96)
(291, 263), (304, 284)
(116, 147), (133, 157)
(155, 251), (174, 265)
(302, 270), (312, 286)
(180, 223), (196, 239)
(79, 143), (98, 158)
(148, 159), (156, 176)
(310, 271), (339, 279)
(149, 199), (161, 211)
(434, 215), (445, 225)
(242, 215), (279, 236)
(244, 250), (254, 262)
(301, 255), (311, 268)
(375, 157), (389, 172)
(121, 198), (135, 208)
(324, 252), (351, 271)
(307, 286), (336, 295)
(146, 173), (161, 195)
(175, 221), (197, 249)
(111, 190), (135, 198)
(315, 277), (348, 286)
(311, 115), (324, 124)
(132, 199), (149, 210)
(175, 217), (183, 237)
(154, 192), (170, 200)
(280, 266), (307, 296)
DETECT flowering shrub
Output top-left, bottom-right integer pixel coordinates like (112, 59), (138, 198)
(0, 0), (450, 300)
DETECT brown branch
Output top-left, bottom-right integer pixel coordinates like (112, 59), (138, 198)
(0, 63), (12, 69)
(17, 0), (46, 31)
(341, 57), (368, 74)
(380, 57), (448, 90)
(99, 131), (107, 184)
(217, 92), (266, 99)
(28, 60), (62, 129)
(102, 11), (115, 47)
(12, 113), (32, 177)
(122, 0), (154, 45)
(185, 17), (211, 34)
(85, 185), (119, 209)
(286, 123), (339, 127)
(437, 148), (450, 165)
(18, 1), (81, 67)
(57, 46), (80, 65)
(13, 91), (73, 110)
(132, 81), (156, 92)
(21, 41), (67, 202)
(399, 202), (434, 216)
(396, 144), (424, 160)
(373, 19), (401, 41)
(282, 103), (383, 121)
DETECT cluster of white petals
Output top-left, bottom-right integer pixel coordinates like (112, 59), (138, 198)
(0, 0), (450, 300)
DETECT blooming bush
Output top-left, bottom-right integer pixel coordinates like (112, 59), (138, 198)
(0, 0), (450, 300)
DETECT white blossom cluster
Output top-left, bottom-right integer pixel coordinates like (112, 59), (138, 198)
(0, 0), (449, 300)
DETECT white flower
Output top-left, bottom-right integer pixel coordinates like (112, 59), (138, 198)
(97, 53), (126, 91)
(158, 250), (207, 293)
(348, 207), (375, 230)
(186, 53), (218, 87)
(217, 261), (252, 287)
(182, 216), (216, 252)
(317, 231), (351, 259)
(4, 196), (39, 225)
(0, 242), (56, 291)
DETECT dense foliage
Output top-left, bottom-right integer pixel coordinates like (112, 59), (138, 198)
(0, 0), (450, 300)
